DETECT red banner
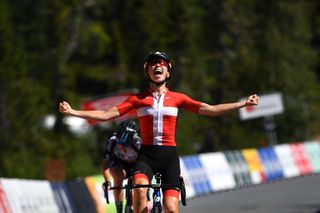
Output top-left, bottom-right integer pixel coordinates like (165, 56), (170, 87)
(82, 92), (137, 125)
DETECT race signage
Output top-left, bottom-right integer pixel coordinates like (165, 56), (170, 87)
(239, 93), (284, 120)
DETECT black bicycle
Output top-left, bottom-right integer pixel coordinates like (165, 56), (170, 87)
(104, 173), (187, 213)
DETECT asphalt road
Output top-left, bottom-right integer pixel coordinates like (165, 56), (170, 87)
(179, 174), (320, 213)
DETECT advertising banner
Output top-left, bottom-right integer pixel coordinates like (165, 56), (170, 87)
(1, 179), (59, 213)
(65, 180), (97, 213)
(274, 144), (300, 178)
(290, 143), (312, 176)
(224, 151), (252, 187)
(303, 141), (320, 173)
(242, 149), (266, 184)
(239, 93), (284, 120)
(179, 157), (196, 199)
(50, 182), (75, 213)
(0, 179), (12, 213)
(257, 147), (284, 181)
(182, 155), (212, 195)
(199, 152), (236, 191)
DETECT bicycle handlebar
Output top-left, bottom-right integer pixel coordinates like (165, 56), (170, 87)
(106, 180), (187, 206)
(109, 183), (178, 190)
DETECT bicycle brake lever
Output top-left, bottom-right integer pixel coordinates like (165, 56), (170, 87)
(102, 182), (110, 204)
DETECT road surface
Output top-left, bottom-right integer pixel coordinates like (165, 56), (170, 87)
(180, 174), (320, 213)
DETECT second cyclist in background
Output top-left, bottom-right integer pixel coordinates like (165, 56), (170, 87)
(102, 120), (142, 213)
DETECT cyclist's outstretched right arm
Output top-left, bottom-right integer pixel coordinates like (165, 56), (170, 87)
(198, 94), (259, 116)
(59, 101), (120, 121)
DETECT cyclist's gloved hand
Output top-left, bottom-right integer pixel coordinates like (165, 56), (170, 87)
(102, 181), (111, 204)
(102, 181), (111, 191)
(133, 134), (142, 150)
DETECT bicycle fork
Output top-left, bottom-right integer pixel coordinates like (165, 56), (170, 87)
(151, 173), (162, 213)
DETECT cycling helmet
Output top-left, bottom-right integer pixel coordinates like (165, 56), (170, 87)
(144, 51), (172, 76)
(116, 120), (137, 146)
(145, 52), (171, 64)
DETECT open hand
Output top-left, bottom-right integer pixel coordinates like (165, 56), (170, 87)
(245, 94), (259, 106)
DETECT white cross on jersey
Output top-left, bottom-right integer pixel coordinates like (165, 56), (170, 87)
(137, 93), (178, 145)
(116, 89), (201, 146)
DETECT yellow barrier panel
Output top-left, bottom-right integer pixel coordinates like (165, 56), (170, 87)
(242, 149), (266, 184)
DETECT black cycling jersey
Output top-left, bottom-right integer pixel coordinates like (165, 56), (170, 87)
(103, 133), (142, 175)
(104, 133), (141, 162)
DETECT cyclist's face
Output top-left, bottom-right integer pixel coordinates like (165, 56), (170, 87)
(146, 59), (170, 83)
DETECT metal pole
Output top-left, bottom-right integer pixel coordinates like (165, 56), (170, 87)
(264, 115), (277, 146)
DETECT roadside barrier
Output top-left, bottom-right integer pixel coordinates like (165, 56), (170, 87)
(1, 140), (319, 212)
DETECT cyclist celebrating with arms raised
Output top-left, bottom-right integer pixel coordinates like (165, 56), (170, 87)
(59, 51), (259, 213)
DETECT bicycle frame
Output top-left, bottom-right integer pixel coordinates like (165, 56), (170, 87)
(151, 173), (162, 213)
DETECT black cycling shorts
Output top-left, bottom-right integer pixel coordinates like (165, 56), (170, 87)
(109, 157), (135, 177)
(132, 145), (180, 190)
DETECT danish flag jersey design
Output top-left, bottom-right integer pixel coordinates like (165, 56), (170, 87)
(117, 89), (201, 146)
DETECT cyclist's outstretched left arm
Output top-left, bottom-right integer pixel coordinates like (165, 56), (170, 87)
(59, 101), (120, 121)
(199, 94), (259, 117)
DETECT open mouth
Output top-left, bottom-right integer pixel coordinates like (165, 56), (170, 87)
(154, 67), (163, 75)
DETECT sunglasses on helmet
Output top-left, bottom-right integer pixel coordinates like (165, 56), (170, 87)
(148, 59), (168, 67)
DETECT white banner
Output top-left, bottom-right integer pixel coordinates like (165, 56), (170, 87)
(179, 158), (196, 199)
(239, 92), (284, 120)
(199, 152), (236, 191)
(1, 179), (59, 213)
(274, 144), (300, 178)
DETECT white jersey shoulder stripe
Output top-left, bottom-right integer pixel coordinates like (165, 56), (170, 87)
(137, 106), (178, 117)
(161, 107), (178, 116)
(137, 106), (154, 117)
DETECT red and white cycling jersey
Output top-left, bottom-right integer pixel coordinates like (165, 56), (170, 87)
(116, 89), (201, 146)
